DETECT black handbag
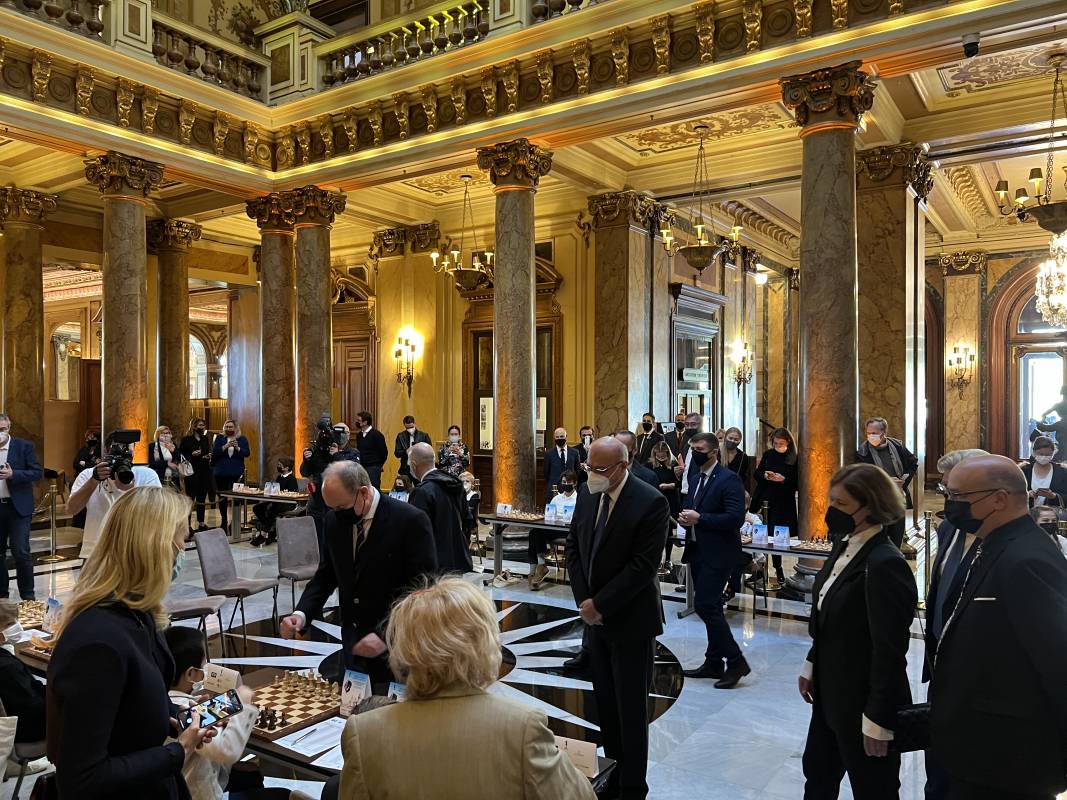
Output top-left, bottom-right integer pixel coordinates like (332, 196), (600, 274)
(890, 702), (931, 753)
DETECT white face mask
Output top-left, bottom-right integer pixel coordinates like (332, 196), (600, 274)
(449, 434), (460, 444)
(0, 431), (9, 447)
(1035, 454), (1054, 465)
(586, 471), (611, 494)
(867, 433), (883, 446)
(2, 621), (23, 643)
(462, 481), (472, 492)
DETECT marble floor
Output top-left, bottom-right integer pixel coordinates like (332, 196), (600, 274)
(2, 520), (945, 800)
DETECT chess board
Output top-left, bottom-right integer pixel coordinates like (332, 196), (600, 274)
(790, 540), (834, 553)
(250, 673), (341, 742)
(17, 600), (46, 630)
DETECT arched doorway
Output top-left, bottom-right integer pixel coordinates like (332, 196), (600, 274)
(986, 258), (1067, 457)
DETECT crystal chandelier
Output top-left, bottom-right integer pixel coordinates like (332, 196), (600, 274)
(431, 175), (493, 291)
(661, 125), (729, 275)
(994, 51), (1067, 326)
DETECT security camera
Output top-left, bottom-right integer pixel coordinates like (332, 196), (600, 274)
(962, 33), (980, 59)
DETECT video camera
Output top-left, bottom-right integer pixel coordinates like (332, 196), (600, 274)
(311, 415), (348, 456)
(103, 429), (140, 485)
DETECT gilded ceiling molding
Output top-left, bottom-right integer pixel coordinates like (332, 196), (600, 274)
(501, 61), (519, 113)
(0, 187), (58, 226)
(84, 152), (164, 197)
(694, 3), (715, 63)
(407, 221), (440, 253)
(393, 92), (410, 140)
(476, 138), (553, 190)
(718, 200), (799, 251)
(295, 122), (312, 164)
(830, 0), (848, 29)
(888, 0), (903, 13)
(611, 29), (629, 86)
(243, 122), (261, 163)
(276, 126), (296, 169)
(651, 16), (670, 75)
(141, 87), (159, 134)
(75, 66), (94, 116)
(421, 85), (438, 132)
(939, 250), (987, 277)
(117, 78), (135, 128)
(481, 67), (497, 118)
(318, 115), (334, 159)
(213, 112), (231, 157)
(743, 0), (761, 53)
(572, 40), (591, 95)
(287, 186), (347, 226)
(535, 51), (554, 104)
(146, 218), (203, 252)
(368, 103), (384, 145)
(787, 267), (800, 290)
(856, 142), (933, 201)
(370, 226), (407, 259)
(942, 165), (990, 227)
(342, 110), (358, 150)
(587, 190), (668, 231)
(178, 99), (197, 145)
(780, 60), (876, 132)
(31, 50), (50, 103)
(793, 0), (812, 38)
(450, 79), (467, 123)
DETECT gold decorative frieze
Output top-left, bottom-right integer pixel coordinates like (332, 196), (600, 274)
(393, 93), (410, 140)
(85, 152), (164, 197)
(481, 67), (497, 118)
(611, 29), (629, 86)
(178, 99), (197, 145)
(651, 16), (670, 75)
(939, 250), (987, 276)
(369, 103), (384, 146)
(501, 61), (519, 113)
(117, 78), (135, 128)
(319, 115), (334, 159)
(213, 112), (231, 157)
(695, 3), (715, 63)
(276, 127), (296, 169)
(831, 0), (848, 29)
(295, 122), (312, 164)
(476, 138), (553, 190)
(342, 110), (358, 151)
(450, 79), (467, 124)
(31, 50), (51, 103)
(142, 87), (159, 134)
(572, 40), (591, 95)
(588, 190), (668, 231)
(75, 66), (94, 116)
(535, 51), (553, 104)
(147, 218), (203, 252)
(421, 86), (438, 132)
(743, 0), (761, 53)
(780, 60), (876, 132)
(243, 122), (261, 164)
(0, 187), (58, 225)
(856, 142), (933, 201)
(794, 0), (812, 38)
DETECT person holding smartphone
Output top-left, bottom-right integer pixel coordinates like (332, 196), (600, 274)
(1021, 436), (1067, 509)
(749, 427), (799, 587)
(47, 488), (215, 800)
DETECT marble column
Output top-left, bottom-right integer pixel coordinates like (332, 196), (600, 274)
(587, 191), (669, 436)
(148, 218), (202, 434)
(940, 251), (985, 452)
(85, 152), (163, 461)
(0, 188), (57, 455)
(476, 139), (552, 511)
(292, 187), (346, 452)
(857, 143), (931, 523)
(781, 62), (875, 540)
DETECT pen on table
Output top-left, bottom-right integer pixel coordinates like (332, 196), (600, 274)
(290, 726), (319, 746)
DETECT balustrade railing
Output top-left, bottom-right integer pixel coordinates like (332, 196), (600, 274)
(3, 0), (109, 40)
(530, 0), (599, 23)
(152, 12), (268, 100)
(318, 0), (488, 90)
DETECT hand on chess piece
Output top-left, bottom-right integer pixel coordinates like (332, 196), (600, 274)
(352, 632), (386, 658)
(280, 615), (303, 640)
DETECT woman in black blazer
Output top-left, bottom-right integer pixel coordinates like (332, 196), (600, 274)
(47, 487), (212, 800)
(749, 426), (799, 584)
(799, 463), (917, 800)
(1020, 435), (1067, 508)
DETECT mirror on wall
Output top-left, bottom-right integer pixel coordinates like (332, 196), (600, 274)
(48, 320), (83, 401)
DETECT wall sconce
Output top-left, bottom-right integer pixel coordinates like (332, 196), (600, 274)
(733, 340), (754, 393)
(947, 345), (976, 398)
(395, 336), (416, 396)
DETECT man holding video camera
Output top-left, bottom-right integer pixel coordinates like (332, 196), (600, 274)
(67, 430), (160, 559)
(301, 417), (361, 543)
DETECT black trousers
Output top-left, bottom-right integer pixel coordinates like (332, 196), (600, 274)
(0, 503), (34, 600)
(802, 703), (901, 800)
(948, 780), (1056, 800)
(216, 475), (237, 529)
(364, 464), (383, 491)
(925, 747), (951, 799)
(690, 546), (742, 663)
(586, 627), (653, 800)
(185, 470), (210, 524)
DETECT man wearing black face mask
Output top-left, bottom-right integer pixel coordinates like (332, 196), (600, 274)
(635, 413), (663, 467)
(544, 426), (581, 504)
(674, 413), (703, 492)
(281, 461), (436, 687)
(576, 426), (595, 486)
(930, 455), (1067, 800)
(677, 433), (749, 688)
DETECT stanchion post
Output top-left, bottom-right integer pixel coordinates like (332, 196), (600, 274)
(39, 477), (68, 563)
(922, 510), (934, 604)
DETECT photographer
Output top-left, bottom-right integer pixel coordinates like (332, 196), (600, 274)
(300, 418), (360, 542)
(68, 431), (160, 560)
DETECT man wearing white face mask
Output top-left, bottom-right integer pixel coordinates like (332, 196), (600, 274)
(0, 414), (43, 601)
(855, 417), (918, 548)
(1021, 435), (1067, 508)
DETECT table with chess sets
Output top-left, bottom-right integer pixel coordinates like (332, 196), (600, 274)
(250, 670), (341, 742)
(16, 600), (46, 630)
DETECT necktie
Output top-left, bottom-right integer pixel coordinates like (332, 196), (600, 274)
(353, 517), (367, 557)
(932, 532), (966, 637)
(559, 447), (565, 461)
(692, 472), (708, 510)
(589, 494), (611, 580)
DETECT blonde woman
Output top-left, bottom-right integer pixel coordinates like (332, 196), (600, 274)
(338, 577), (595, 800)
(149, 425), (182, 486)
(47, 488), (214, 800)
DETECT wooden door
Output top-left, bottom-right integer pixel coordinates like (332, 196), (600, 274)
(335, 338), (375, 432)
(79, 358), (101, 437)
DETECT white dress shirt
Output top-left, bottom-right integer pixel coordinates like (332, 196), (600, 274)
(599, 469), (630, 524)
(801, 523), (894, 741)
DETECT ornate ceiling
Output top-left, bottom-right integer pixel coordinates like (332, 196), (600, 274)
(612, 103), (796, 157)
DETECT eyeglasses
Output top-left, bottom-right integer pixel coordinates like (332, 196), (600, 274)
(582, 461), (624, 475)
(941, 487), (1003, 502)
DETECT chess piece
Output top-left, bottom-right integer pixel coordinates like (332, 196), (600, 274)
(280, 711), (289, 726)
(267, 709), (278, 731)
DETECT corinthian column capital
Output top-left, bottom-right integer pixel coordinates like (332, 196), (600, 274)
(587, 191), (668, 231)
(287, 186), (348, 227)
(780, 61), (876, 136)
(147, 219), (203, 253)
(857, 142), (933, 201)
(476, 138), (553, 191)
(84, 151), (164, 198)
(246, 194), (297, 233)
(0, 187), (57, 227)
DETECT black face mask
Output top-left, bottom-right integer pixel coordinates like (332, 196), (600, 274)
(560, 484), (574, 493)
(724, 440), (739, 451)
(691, 450), (710, 467)
(942, 498), (990, 534)
(825, 506), (858, 537)
(276, 465), (285, 474)
(555, 438), (567, 446)
(334, 506), (361, 525)
(1040, 521), (1059, 538)
(641, 422), (653, 432)
(683, 428), (699, 439)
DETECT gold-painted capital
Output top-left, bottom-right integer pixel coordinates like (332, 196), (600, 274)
(0, 187), (57, 226)
(857, 142), (933, 200)
(247, 194), (296, 232)
(84, 152), (164, 197)
(587, 191), (669, 231)
(287, 185), (348, 226)
(476, 138), (553, 191)
(939, 250), (987, 277)
(780, 60), (876, 133)
(147, 218), (202, 253)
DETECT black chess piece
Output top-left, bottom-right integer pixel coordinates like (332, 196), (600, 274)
(280, 711), (289, 727)
(256, 708), (267, 728)
(267, 709), (278, 731)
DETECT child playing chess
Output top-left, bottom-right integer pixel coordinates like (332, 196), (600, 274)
(0, 600), (46, 743)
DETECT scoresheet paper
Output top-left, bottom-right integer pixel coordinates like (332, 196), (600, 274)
(273, 716), (347, 757)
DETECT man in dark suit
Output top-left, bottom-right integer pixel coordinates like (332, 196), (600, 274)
(923, 448), (987, 799)
(394, 415), (432, 478)
(931, 454), (1067, 800)
(614, 431), (658, 487)
(665, 411), (687, 457)
(566, 437), (668, 800)
(354, 410), (388, 490)
(0, 415), (43, 601)
(407, 442), (472, 574)
(544, 426), (581, 502)
(281, 460), (437, 688)
(576, 425), (595, 486)
(677, 432), (750, 687)
(635, 412), (664, 466)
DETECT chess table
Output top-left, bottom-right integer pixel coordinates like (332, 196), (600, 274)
(248, 670), (341, 741)
(217, 490), (308, 543)
(16, 600), (46, 630)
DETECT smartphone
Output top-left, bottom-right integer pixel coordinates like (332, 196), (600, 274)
(176, 688), (243, 730)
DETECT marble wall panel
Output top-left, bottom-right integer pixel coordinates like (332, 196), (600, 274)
(651, 241), (672, 420)
(764, 279), (786, 433)
(943, 273), (981, 451)
(2, 223), (45, 453)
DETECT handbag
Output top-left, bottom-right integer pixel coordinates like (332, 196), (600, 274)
(178, 458), (194, 478)
(864, 562), (930, 753)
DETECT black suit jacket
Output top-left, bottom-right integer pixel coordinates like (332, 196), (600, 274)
(1021, 462), (1067, 507)
(565, 476), (669, 641)
(665, 430), (688, 460)
(630, 460), (659, 488)
(356, 428), (389, 469)
(635, 430), (664, 466)
(544, 446), (581, 491)
(855, 437), (920, 508)
(394, 429), (432, 474)
(922, 519), (978, 681)
(47, 604), (189, 800)
(680, 464), (746, 565)
(807, 529), (916, 734)
(296, 494), (437, 662)
(930, 516), (1067, 795)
